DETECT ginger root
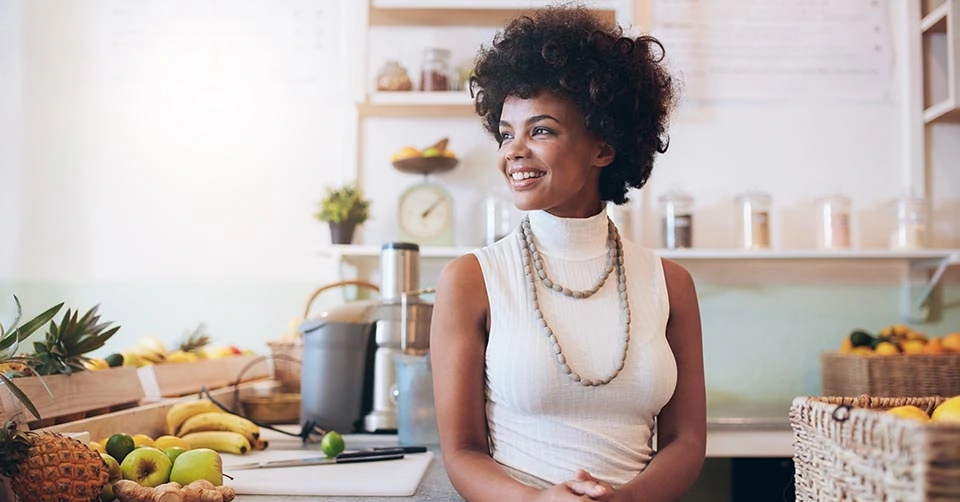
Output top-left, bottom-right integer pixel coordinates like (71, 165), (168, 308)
(114, 480), (184, 502)
(112, 479), (234, 502)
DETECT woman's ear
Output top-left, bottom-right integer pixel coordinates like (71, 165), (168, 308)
(596, 142), (616, 168)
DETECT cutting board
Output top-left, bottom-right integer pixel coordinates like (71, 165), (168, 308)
(221, 431), (434, 496)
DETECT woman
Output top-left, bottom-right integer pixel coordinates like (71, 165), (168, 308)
(430, 6), (706, 501)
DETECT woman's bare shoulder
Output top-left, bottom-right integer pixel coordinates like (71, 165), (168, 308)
(659, 257), (697, 306)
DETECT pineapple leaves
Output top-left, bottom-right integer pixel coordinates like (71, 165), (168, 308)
(32, 304), (121, 376)
(0, 296), (64, 355)
(0, 373), (41, 420)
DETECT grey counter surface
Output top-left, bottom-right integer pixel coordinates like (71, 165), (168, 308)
(234, 403), (792, 501)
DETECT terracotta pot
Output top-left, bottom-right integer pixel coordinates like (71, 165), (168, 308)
(329, 221), (358, 245)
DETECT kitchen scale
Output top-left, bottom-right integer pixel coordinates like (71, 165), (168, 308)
(392, 148), (459, 247)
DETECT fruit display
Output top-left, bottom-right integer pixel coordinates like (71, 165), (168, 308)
(836, 324), (960, 356)
(164, 399), (267, 453)
(95, 430), (237, 501)
(390, 137), (460, 175)
(884, 395), (960, 423)
(107, 325), (249, 369)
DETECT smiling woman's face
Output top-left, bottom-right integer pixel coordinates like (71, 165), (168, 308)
(497, 91), (614, 219)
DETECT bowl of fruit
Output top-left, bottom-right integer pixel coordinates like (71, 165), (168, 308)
(391, 137), (459, 175)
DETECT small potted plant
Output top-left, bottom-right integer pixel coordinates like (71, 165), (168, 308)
(314, 184), (371, 245)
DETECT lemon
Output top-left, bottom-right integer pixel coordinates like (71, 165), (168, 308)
(89, 441), (105, 454)
(105, 433), (135, 463)
(874, 341), (900, 355)
(320, 431), (345, 458)
(886, 405), (930, 422)
(132, 433), (154, 448)
(932, 396), (960, 423)
(153, 435), (191, 451)
(901, 340), (925, 354)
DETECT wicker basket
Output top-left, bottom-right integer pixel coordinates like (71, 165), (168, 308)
(268, 280), (380, 391)
(821, 352), (960, 397)
(791, 395), (960, 501)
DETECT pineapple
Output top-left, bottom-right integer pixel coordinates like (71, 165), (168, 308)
(0, 421), (108, 502)
(31, 305), (120, 376)
(0, 296), (108, 502)
(178, 323), (212, 355)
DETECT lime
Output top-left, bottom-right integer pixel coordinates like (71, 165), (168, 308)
(320, 431), (345, 458)
(105, 433), (135, 463)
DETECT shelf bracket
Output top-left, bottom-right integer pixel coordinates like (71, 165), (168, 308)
(903, 252), (960, 323)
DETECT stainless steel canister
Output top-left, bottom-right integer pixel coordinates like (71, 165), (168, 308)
(380, 242), (419, 302)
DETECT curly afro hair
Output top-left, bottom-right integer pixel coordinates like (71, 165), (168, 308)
(471, 5), (677, 204)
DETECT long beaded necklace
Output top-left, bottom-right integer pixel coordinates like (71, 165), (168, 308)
(520, 215), (631, 387)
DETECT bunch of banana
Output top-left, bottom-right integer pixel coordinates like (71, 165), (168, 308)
(165, 399), (268, 455)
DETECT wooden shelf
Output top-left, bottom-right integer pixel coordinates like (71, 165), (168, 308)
(368, 0), (624, 27)
(357, 92), (475, 117)
(320, 244), (959, 262)
(372, 0), (620, 10)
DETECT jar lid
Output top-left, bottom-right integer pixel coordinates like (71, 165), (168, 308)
(735, 190), (771, 204)
(423, 47), (451, 60)
(658, 188), (693, 206)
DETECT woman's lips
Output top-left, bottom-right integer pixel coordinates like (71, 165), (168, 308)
(508, 171), (545, 190)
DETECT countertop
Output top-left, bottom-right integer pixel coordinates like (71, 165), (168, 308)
(234, 404), (794, 501)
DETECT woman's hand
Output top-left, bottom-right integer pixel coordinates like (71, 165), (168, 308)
(529, 482), (595, 501)
(567, 469), (619, 501)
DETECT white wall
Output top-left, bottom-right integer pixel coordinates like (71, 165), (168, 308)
(0, 0), (23, 278)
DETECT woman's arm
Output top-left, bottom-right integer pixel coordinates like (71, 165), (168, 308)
(431, 255), (598, 502)
(589, 258), (707, 502)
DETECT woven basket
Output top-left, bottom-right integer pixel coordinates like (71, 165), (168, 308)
(267, 280), (380, 392)
(821, 353), (960, 397)
(791, 395), (960, 501)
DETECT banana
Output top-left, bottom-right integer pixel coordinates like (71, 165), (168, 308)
(251, 438), (269, 451)
(180, 431), (251, 455)
(177, 411), (260, 444)
(165, 399), (223, 435)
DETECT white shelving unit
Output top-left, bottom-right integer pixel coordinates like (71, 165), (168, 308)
(920, 0), (960, 123)
(319, 244), (960, 323)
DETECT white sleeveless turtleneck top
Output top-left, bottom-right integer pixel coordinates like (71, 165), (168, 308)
(472, 209), (677, 487)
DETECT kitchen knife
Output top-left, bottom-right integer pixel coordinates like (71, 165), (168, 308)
(228, 448), (405, 470)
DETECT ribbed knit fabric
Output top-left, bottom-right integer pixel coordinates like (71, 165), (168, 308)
(472, 208), (677, 488)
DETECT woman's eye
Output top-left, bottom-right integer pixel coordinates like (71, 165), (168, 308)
(532, 127), (551, 135)
(499, 131), (513, 140)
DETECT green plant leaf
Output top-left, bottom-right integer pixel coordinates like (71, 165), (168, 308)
(0, 297), (63, 354)
(0, 373), (41, 420)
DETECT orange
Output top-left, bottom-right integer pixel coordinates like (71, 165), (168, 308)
(923, 338), (947, 354)
(941, 333), (960, 353)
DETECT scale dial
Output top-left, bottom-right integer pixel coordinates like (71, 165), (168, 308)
(398, 181), (454, 246)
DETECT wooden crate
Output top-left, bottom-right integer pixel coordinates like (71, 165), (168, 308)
(0, 366), (145, 429)
(137, 354), (272, 399)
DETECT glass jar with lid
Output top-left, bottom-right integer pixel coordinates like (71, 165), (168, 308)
(483, 190), (515, 246)
(659, 188), (694, 249)
(816, 193), (851, 250)
(736, 191), (772, 249)
(376, 60), (413, 91)
(420, 48), (451, 92)
(889, 195), (930, 249)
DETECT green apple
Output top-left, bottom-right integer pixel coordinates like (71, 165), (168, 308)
(421, 147), (441, 158)
(164, 446), (187, 463)
(100, 453), (122, 481)
(169, 448), (223, 487)
(120, 446), (172, 488)
(99, 453), (121, 501)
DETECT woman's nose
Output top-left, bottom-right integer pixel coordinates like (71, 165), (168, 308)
(503, 137), (528, 161)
